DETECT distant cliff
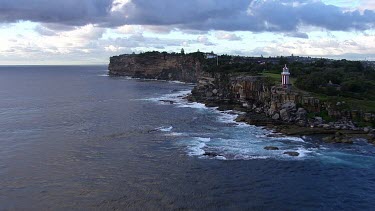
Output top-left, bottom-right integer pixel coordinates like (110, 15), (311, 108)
(108, 52), (205, 83)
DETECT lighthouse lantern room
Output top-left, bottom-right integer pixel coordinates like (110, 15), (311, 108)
(281, 64), (291, 88)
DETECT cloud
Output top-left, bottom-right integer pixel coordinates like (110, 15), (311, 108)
(251, 33), (375, 59)
(115, 25), (142, 34)
(215, 32), (242, 41)
(0, 0), (374, 33)
(197, 35), (215, 46)
(114, 0), (375, 32)
(0, 0), (113, 26)
(1, 0), (374, 64)
(0, 24), (106, 56)
(0, 23), (205, 62)
(285, 32), (309, 39)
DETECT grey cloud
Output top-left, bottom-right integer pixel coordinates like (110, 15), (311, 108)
(0, 0), (374, 33)
(215, 32), (242, 41)
(118, 0), (249, 25)
(34, 25), (57, 36)
(106, 34), (199, 49)
(285, 32), (309, 39)
(119, 0), (375, 32)
(0, 0), (112, 25)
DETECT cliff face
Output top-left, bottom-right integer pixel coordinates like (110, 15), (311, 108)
(108, 53), (204, 83)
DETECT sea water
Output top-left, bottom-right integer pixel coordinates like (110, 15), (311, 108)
(0, 65), (375, 210)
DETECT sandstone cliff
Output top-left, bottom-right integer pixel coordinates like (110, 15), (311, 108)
(108, 52), (204, 83)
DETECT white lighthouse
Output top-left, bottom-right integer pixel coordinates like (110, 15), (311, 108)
(281, 64), (291, 88)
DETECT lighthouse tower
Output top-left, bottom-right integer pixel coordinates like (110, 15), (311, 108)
(281, 64), (291, 88)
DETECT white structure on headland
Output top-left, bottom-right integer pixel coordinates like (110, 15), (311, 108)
(204, 52), (217, 59)
(281, 64), (291, 88)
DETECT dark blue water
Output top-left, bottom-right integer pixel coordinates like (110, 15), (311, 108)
(1, 66), (375, 210)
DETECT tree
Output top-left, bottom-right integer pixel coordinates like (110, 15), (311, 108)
(181, 48), (185, 55)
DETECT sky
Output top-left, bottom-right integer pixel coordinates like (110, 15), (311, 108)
(0, 0), (374, 65)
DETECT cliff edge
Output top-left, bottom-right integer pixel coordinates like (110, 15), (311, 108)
(108, 52), (204, 83)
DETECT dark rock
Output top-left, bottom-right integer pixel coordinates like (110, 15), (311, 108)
(159, 100), (175, 104)
(323, 132), (353, 144)
(368, 135), (375, 144)
(296, 119), (307, 127)
(281, 102), (296, 111)
(296, 108), (307, 120)
(364, 127), (372, 133)
(203, 152), (220, 157)
(314, 117), (323, 124)
(280, 109), (289, 121)
(283, 151), (299, 156)
(264, 146), (279, 150)
(205, 91), (213, 97)
(272, 113), (280, 120)
(235, 114), (247, 122)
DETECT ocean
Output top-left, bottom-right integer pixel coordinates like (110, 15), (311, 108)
(0, 65), (375, 210)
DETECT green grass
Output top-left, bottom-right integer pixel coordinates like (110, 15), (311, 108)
(261, 71), (296, 85)
(261, 71), (375, 113)
(311, 94), (375, 113)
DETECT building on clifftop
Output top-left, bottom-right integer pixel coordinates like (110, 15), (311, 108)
(281, 64), (291, 89)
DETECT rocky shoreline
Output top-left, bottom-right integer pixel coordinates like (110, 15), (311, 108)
(108, 52), (375, 146)
(186, 95), (374, 145)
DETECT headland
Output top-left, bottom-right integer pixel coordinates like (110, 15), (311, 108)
(109, 51), (375, 145)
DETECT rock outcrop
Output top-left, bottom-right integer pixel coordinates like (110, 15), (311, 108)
(189, 73), (373, 134)
(264, 146), (279, 150)
(322, 132), (353, 144)
(283, 151), (300, 157)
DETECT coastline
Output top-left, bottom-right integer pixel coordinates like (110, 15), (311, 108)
(116, 75), (372, 147)
(107, 52), (375, 146)
(185, 90), (372, 145)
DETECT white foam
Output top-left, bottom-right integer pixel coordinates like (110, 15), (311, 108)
(274, 136), (306, 143)
(236, 122), (250, 128)
(216, 112), (238, 124)
(186, 137), (211, 156)
(165, 132), (185, 137)
(156, 126), (173, 132)
(178, 102), (207, 109)
(97, 74), (109, 77)
(248, 155), (270, 160)
(296, 147), (314, 157)
(196, 137), (211, 142)
(233, 154), (270, 160)
(137, 90), (191, 104)
(188, 142), (206, 156)
(255, 134), (268, 138)
(215, 155), (227, 160)
(168, 80), (186, 84)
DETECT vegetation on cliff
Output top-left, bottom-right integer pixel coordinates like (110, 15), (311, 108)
(110, 51), (375, 114)
(109, 51), (375, 137)
(252, 58), (375, 113)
